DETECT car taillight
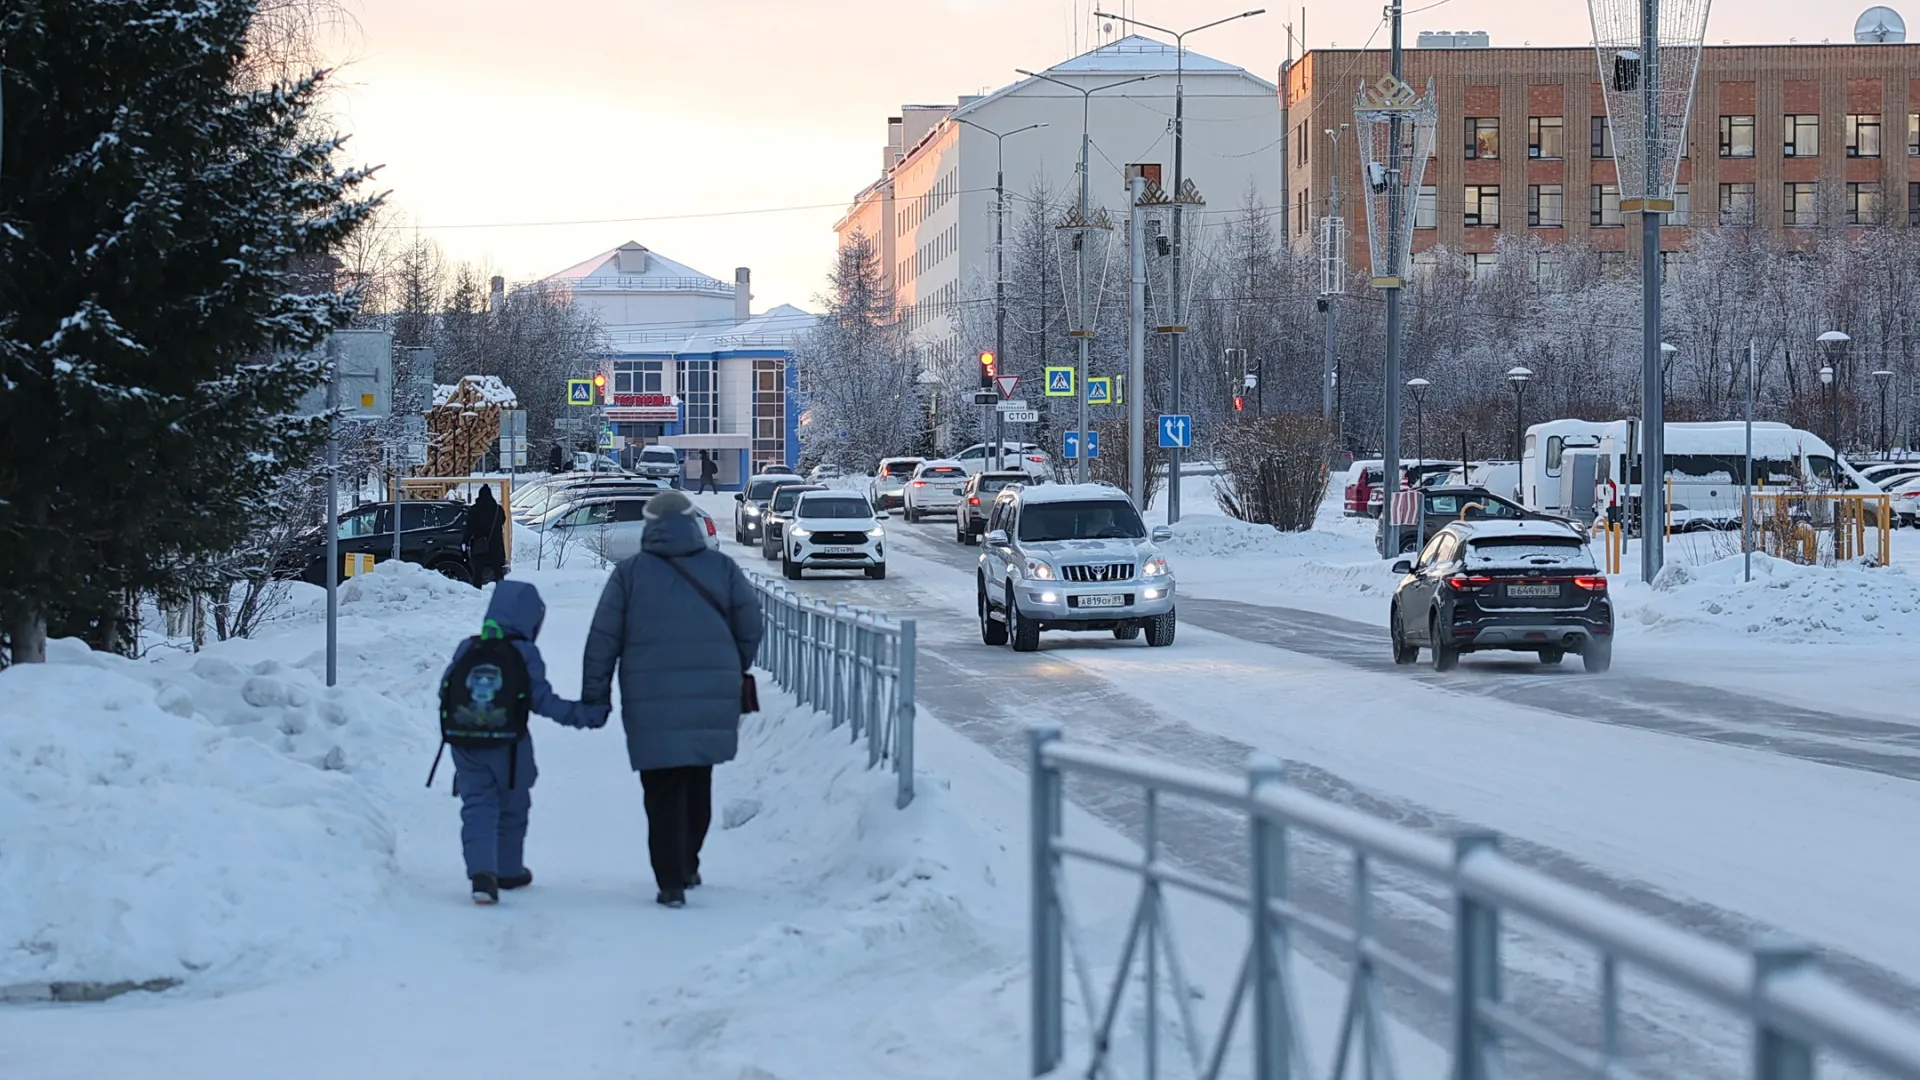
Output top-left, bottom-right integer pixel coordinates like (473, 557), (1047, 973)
(969, 496), (980, 505)
(1446, 574), (1492, 591)
(1573, 575), (1607, 592)
(912, 480), (926, 487)
(705, 518), (717, 536)
(1027, 455), (1045, 463)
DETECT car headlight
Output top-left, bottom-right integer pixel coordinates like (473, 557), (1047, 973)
(867, 526), (885, 537)
(744, 505), (760, 516)
(1025, 559), (1056, 581)
(789, 526), (810, 538)
(1142, 556), (1170, 578)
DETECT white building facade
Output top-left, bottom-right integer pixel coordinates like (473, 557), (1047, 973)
(543, 242), (810, 486)
(835, 35), (1283, 371)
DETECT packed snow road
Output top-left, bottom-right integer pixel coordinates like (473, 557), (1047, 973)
(723, 509), (1920, 1079)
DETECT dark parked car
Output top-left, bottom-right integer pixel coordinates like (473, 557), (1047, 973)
(1387, 520), (1613, 673)
(284, 501), (474, 584)
(1374, 485), (1565, 555)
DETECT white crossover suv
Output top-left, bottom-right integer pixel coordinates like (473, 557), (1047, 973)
(783, 491), (888, 580)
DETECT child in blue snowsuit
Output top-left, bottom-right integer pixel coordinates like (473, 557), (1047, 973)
(437, 580), (608, 904)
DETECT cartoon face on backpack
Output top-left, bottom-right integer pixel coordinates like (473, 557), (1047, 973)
(458, 664), (508, 729)
(440, 639), (531, 745)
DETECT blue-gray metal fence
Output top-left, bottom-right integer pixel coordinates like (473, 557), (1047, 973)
(1029, 725), (1920, 1080)
(749, 574), (915, 808)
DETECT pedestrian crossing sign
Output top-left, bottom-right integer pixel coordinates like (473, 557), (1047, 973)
(567, 379), (596, 406)
(1087, 377), (1112, 405)
(1045, 367), (1075, 397)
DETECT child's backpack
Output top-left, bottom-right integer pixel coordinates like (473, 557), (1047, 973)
(425, 624), (532, 789)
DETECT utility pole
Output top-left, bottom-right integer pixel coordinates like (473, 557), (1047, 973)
(1381, 0), (1406, 558)
(1128, 173), (1147, 505)
(1322, 124), (1347, 427)
(324, 335), (340, 688)
(1636, 0), (1665, 584)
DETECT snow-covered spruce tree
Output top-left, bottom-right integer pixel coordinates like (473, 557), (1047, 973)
(0, 0), (379, 663)
(794, 231), (924, 470)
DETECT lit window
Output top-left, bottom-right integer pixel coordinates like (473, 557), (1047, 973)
(1463, 185), (1500, 227)
(1465, 117), (1499, 159)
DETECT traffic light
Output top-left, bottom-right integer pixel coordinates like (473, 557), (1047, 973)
(978, 350), (996, 388)
(593, 373), (608, 402)
(1233, 395), (1245, 412)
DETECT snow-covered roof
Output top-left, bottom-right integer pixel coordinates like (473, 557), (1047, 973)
(1049, 34), (1252, 76)
(545, 242), (733, 292)
(1015, 482), (1134, 505)
(1453, 520), (1586, 540)
(433, 375), (518, 408)
(684, 304), (817, 352)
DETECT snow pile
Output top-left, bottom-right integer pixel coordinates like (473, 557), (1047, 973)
(1628, 553), (1920, 642)
(0, 638), (423, 996)
(1160, 512), (1370, 559)
(339, 556), (474, 607)
(432, 374), (517, 408)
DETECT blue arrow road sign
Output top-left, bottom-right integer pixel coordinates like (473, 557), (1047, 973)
(1063, 430), (1080, 460)
(1158, 414), (1193, 449)
(1085, 430), (1099, 458)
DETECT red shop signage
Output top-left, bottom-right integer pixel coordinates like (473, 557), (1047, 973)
(612, 393), (674, 408)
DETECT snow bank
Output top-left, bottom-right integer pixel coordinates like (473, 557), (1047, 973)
(1160, 512), (1371, 559)
(1627, 553), (1920, 642)
(0, 633), (426, 996)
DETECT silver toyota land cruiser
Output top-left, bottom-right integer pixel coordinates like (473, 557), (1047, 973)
(976, 483), (1176, 652)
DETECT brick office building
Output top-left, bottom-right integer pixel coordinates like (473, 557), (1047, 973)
(1281, 41), (1920, 276)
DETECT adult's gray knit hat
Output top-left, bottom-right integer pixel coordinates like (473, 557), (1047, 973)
(643, 489), (694, 519)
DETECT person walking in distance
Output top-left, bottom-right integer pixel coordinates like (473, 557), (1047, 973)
(581, 489), (762, 908)
(464, 484), (508, 588)
(697, 449), (718, 494)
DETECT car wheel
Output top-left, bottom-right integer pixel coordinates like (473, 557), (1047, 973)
(1144, 610), (1177, 647)
(979, 584), (1008, 646)
(866, 564), (887, 580)
(431, 559), (470, 585)
(783, 555), (802, 581)
(1582, 640), (1613, 674)
(1538, 648), (1565, 666)
(1112, 624), (1141, 641)
(1400, 535), (1420, 554)
(1008, 585), (1041, 652)
(1429, 612), (1459, 672)
(1390, 607), (1419, 665)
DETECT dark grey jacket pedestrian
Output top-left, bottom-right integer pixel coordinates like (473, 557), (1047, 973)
(580, 490), (763, 906)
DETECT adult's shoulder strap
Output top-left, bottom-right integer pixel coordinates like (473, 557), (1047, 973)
(651, 552), (728, 623)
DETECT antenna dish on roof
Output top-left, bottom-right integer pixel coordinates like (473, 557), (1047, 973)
(1854, 6), (1907, 41)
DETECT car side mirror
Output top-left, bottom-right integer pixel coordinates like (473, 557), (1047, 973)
(1391, 559), (1413, 575)
(1150, 525), (1173, 543)
(734, 492), (744, 501)
(985, 529), (1009, 546)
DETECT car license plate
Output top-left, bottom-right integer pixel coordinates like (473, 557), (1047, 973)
(1078, 594), (1126, 608)
(823, 546), (855, 554)
(1507, 584), (1558, 599)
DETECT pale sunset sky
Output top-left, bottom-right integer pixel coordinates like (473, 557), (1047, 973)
(324, 0), (1851, 312)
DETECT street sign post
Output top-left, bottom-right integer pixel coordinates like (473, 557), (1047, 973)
(567, 379), (595, 406)
(1045, 367), (1075, 397)
(1087, 377), (1113, 405)
(1158, 414), (1193, 449)
(995, 374), (1021, 399)
(1001, 409), (1040, 423)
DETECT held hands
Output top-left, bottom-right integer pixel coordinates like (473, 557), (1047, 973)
(583, 702), (613, 729)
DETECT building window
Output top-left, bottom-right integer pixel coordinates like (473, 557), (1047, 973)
(677, 359), (715, 434)
(1528, 116), (1564, 159)
(1785, 114), (1820, 157)
(1910, 113), (1918, 156)
(613, 360), (663, 394)
(1671, 184), (1690, 226)
(1598, 250), (1626, 276)
(1590, 183), (1622, 226)
(1591, 117), (1614, 159)
(1465, 117), (1499, 159)
(1470, 252), (1499, 280)
(1847, 114), (1882, 158)
(1846, 182), (1883, 225)
(751, 359), (786, 468)
(1719, 182), (1755, 225)
(1528, 184), (1564, 227)
(1784, 181), (1818, 226)
(1415, 186), (1437, 229)
(1533, 249), (1565, 285)
(1910, 182), (1920, 226)
(1718, 114), (1754, 157)
(1463, 185), (1500, 227)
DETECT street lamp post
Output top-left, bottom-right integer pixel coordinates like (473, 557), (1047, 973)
(1013, 67), (1159, 484)
(1660, 341), (1677, 412)
(1873, 369), (1895, 459)
(954, 116), (1047, 473)
(1093, 7), (1267, 523)
(1506, 366), (1533, 462)
(1406, 377), (1430, 467)
(1818, 330), (1851, 456)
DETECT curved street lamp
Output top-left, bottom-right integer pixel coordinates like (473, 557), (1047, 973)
(1818, 330), (1851, 454)
(1506, 366), (1533, 461)
(1406, 377), (1431, 467)
(1872, 369), (1896, 459)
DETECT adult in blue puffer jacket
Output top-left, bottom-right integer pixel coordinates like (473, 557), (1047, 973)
(581, 489), (763, 908)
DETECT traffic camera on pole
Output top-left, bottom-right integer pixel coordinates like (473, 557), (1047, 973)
(978, 351), (996, 388)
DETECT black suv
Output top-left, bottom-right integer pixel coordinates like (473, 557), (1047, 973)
(734, 472), (805, 544)
(1388, 520), (1613, 673)
(1374, 485), (1562, 556)
(759, 482), (827, 560)
(285, 501), (473, 585)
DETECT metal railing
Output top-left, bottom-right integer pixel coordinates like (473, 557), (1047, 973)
(749, 574), (915, 808)
(1029, 726), (1920, 1080)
